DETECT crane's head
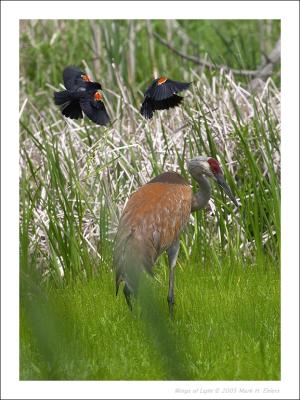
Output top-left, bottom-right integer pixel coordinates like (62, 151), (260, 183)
(187, 156), (238, 207)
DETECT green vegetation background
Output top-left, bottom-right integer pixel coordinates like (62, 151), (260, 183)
(20, 19), (280, 380)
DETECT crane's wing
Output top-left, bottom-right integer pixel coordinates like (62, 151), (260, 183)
(115, 173), (192, 265)
(114, 174), (192, 297)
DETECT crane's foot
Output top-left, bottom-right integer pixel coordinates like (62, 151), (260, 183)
(167, 296), (175, 319)
(124, 284), (133, 311)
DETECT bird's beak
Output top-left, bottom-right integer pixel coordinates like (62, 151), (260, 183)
(215, 173), (238, 207)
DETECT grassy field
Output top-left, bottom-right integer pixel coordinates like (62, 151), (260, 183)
(20, 260), (279, 380)
(20, 19), (281, 380)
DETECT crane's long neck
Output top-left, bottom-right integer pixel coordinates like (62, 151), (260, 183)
(191, 174), (211, 212)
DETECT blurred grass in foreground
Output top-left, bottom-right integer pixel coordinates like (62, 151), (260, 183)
(20, 19), (280, 380)
(20, 258), (279, 380)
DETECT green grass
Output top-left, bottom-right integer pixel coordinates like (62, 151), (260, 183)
(20, 19), (281, 380)
(20, 258), (280, 380)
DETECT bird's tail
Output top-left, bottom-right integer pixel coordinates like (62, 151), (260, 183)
(114, 232), (146, 302)
(54, 90), (72, 106)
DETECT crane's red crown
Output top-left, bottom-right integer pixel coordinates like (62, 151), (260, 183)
(207, 158), (222, 175)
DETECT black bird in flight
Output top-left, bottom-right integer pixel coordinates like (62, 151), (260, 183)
(140, 77), (191, 119)
(54, 66), (110, 126)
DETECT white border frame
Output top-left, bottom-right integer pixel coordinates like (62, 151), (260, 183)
(1, 1), (299, 399)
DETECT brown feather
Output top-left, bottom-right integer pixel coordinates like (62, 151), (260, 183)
(114, 173), (192, 290)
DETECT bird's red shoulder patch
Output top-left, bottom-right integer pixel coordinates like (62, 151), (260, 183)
(94, 91), (103, 101)
(82, 74), (91, 82)
(157, 76), (168, 85)
(207, 158), (222, 174)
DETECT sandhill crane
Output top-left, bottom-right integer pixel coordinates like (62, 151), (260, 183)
(114, 156), (238, 316)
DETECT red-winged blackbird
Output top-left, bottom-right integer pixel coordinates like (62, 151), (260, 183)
(54, 66), (110, 126)
(63, 66), (93, 89)
(140, 77), (191, 119)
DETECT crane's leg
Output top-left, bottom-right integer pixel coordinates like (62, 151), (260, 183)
(123, 284), (133, 311)
(167, 240), (180, 318)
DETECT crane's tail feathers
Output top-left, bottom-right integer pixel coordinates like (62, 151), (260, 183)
(114, 234), (145, 304)
(123, 284), (133, 311)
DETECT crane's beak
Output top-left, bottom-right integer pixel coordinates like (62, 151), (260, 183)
(215, 173), (238, 207)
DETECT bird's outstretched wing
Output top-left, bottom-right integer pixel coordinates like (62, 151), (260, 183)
(146, 78), (190, 101)
(61, 101), (83, 119)
(152, 94), (183, 111)
(80, 97), (110, 126)
(140, 95), (183, 119)
(140, 98), (153, 119)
